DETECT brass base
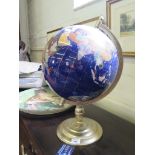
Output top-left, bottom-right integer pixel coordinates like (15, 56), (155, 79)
(57, 117), (103, 146)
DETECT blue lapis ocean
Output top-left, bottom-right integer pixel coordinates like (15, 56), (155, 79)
(44, 25), (119, 102)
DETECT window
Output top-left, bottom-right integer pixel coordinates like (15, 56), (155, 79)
(74, 0), (99, 10)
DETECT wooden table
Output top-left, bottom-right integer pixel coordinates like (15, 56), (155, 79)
(19, 105), (135, 155)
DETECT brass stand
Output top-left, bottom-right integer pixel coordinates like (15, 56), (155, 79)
(57, 105), (103, 146)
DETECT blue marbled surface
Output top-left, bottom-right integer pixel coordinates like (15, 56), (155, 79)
(44, 25), (119, 102)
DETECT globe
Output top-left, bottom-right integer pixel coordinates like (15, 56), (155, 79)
(43, 25), (123, 104)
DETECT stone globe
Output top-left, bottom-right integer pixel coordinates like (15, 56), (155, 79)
(42, 23), (123, 146)
(43, 25), (123, 104)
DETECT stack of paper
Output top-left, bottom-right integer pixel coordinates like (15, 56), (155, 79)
(19, 61), (46, 88)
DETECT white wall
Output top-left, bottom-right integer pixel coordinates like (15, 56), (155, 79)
(19, 0), (30, 53)
(28, 0), (106, 50)
(96, 57), (135, 123)
(28, 0), (135, 123)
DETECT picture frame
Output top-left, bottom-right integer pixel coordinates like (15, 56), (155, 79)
(47, 16), (100, 41)
(106, 0), (135, 57)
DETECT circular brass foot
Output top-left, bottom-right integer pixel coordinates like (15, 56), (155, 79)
(57, 117), (103, 146)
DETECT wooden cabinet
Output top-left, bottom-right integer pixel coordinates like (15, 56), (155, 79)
(19, 105), (135, 155)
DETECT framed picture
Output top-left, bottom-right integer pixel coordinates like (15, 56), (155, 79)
(47, 27), (63, 41)
(106, 0), (135, 57)
(74, 16), (99, 26)
(47, 16), (100, 41)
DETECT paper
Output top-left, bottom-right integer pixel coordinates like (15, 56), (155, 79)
(19, 61), (41, 74)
